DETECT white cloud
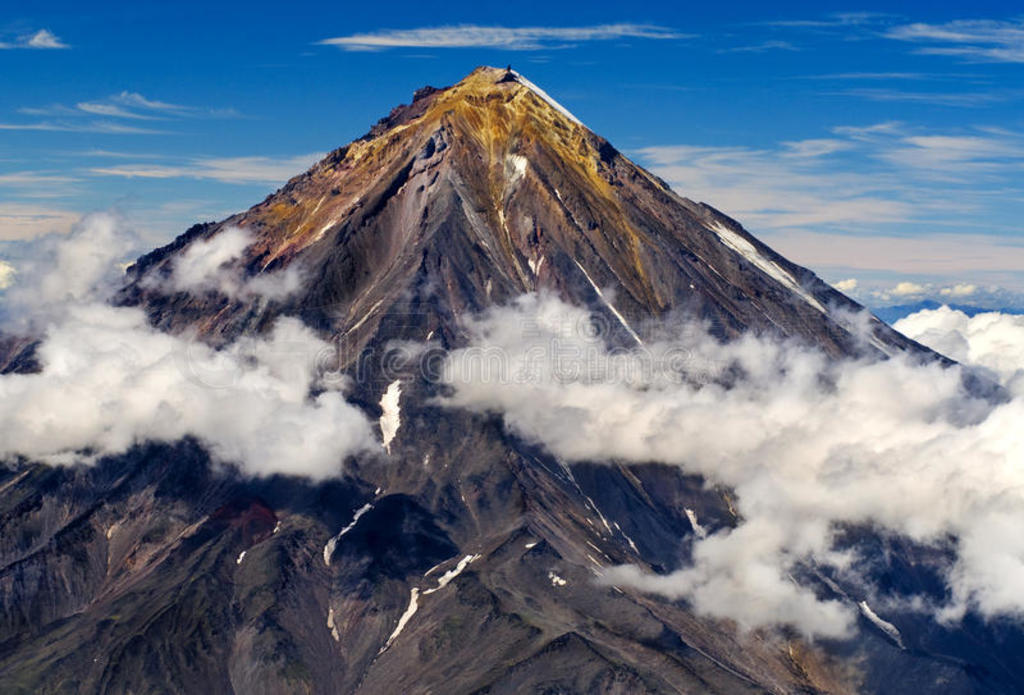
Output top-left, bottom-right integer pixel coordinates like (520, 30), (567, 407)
(779, 138), (852, 158)
(0, 29), (68, 50)
(895, 306), (1024, 392)
(440, 293), (1024, 638)
(25, 29), (68, 49)
(0, 303), (376, 477)
(891, 281), (927, 297)
(157, 225), (302, 300)
(2, 213), (138, 325)
(89, 153), (323, 185)
(111, 91), (189, 113)
(75, 101), (160, 120)
(318, 24), (683, 51)
(0, 260), (14, 289)
(940, 283), (978, 298)
(834, 278), (858, 292)
(0, 214), (377, 478)
(885, 19), (1024, 64)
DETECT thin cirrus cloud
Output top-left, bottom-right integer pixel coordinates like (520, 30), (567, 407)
(827, 87), (1024, 108)
(4, 91), (237, 134)
(0, 29), (68, 50)
(0, 121), (167, 135)
(636, 122), (1024, 226)
(635, 123), (1024, 280)
(718, 40), (799, 54)
(317, 23), (685, 51)
(88, 153), (325, 186)
(884, 19), (1024, 64)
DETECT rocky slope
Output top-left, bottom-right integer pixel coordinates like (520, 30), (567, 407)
(1, 67), (1018, 694)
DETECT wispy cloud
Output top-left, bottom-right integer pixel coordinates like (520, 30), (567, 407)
(634, 122), (1024, 278)
(801, 71), (986, 81)
(885, 19), (1024, 63)
(2, 91), (239, 135)
(75, 102), (161, 120)
(829, 87), (1024, 107)
(0, 29), (69, 50)
(759, 12), (897, 29)
(0, 121), (168, 135)
(719, 40), (799, 54)
(0, 171), (78, 187)
(111, 91), (190, 113)
(88, 153), (324, 185)
(317, 23), (685, 51)
(0, 171), (80, 199)
(634, 141), (913, 230)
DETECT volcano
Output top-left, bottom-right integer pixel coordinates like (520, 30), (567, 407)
(1, 67), (1019, 694)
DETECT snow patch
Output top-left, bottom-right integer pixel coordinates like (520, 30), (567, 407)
(527, 256), (545, 276)
(380, 380), (402, 454)
(327, 607), (340, 642)
(524, 541), (537, 549)
(858, 600), (904, 648)
(424, 554), (480, 594)
(548, 571), (568, 587)
(236, 550), (246, 565)
(613, 521), (640, 554)
(507, 154), (528, 185)
(685, 508), (708, 539)
(573, 260), (643, 345)
(323, 503), (373, 567)
(381, 588), (420, 652)
(272, 521), (281, 534)
(511, 71), (584, 126)
(707, 221), (825, 313)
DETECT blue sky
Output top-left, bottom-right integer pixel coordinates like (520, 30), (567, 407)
(2, 1), (1023, 307)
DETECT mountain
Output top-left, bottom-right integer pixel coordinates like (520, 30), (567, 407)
(872, 299), (1024, 325)
(1, 67), (1019, 694)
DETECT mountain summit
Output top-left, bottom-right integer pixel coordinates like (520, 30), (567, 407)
(121, 66), (920, 359)
(2, 68), (1016, 694)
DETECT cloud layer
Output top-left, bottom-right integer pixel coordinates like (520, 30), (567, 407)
(441, 294), (1024, 638)
(0, 213), (376, 478)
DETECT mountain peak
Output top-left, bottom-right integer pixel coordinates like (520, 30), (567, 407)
(122, 67), (926, 364)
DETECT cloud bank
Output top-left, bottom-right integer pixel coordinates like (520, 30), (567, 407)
(895, 306), (1024, 394)
(0, 213), (376, 478)
(441, 294), (1024, 638)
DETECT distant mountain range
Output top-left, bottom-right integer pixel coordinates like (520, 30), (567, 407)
(871, 299), (1024, 324)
